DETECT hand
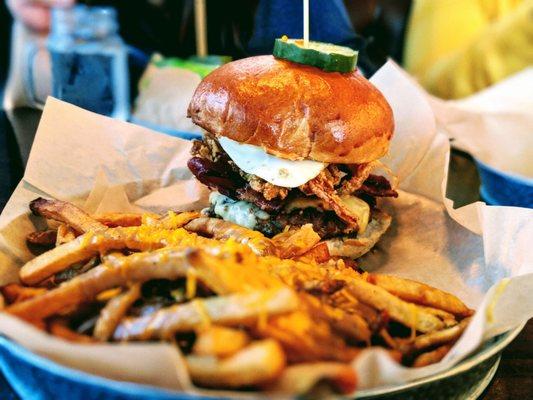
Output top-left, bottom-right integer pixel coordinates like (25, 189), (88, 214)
(7, 0), (75, 32)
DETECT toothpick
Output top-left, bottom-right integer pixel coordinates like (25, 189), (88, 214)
(303, 0), (309, 47)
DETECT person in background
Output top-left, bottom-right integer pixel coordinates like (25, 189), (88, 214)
(0, 3), (12, 87)
(6, 0), (73, 32)
(404, 0), (533, 99)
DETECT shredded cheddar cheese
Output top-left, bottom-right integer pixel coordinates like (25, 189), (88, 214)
(257, 309), (268, 331)
(81, 231), (94, 247)
(96, 287), (122, 301)
(186, 269), (198, 299)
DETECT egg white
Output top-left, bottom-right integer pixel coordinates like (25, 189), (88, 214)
(218, 137), (327, 188)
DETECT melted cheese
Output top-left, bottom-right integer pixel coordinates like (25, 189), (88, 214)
(218, 137), (327, 188)
(96, 287), (122, 302)
(284, 197), (324, 212)
(340, 196), (370, 233)
(186, 269), (197, 299)
(486, 278), (510, 324)
(285, 195), (371, 233)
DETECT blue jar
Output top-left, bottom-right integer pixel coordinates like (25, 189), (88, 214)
(47, 5), (129, 119)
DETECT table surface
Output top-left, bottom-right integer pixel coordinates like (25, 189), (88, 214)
(0, 107), (531, 399)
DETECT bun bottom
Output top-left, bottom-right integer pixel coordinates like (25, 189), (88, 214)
(324, 210), (391, 259)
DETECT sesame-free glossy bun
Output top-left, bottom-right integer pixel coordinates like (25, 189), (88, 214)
(188, 55), (394, 164)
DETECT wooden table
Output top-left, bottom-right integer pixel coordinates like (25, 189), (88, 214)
(480, 321), (533, 399)
(0, 108), (531, 399)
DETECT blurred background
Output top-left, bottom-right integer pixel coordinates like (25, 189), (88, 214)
(1, 0), (532, 214)
(0, 0), (531, 204)
(0, 3), (10, 93)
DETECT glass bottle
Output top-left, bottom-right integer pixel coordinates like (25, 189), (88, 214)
(47, 5), (129, 120)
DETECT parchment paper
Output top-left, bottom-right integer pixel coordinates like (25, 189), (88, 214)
(0, 61), (531, 394)
(428, 67), (533, 178)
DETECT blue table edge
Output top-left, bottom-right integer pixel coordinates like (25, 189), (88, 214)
(0, 323), (525, 399)
(0, 336), (197, 400)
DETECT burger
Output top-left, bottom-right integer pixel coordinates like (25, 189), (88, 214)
(186, 53), (397, 259)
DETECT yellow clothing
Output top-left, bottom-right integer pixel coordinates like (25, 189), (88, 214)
(404, 0), (533, 99)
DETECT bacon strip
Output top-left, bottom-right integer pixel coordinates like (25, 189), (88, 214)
(301, 173), (359, 229)
(188, 157), (282, 212)
(356, 175), (398, 198)
(338, 162), (376, 195)
(187, 157), (244, 198)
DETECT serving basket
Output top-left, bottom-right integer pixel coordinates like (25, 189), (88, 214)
(0, 324), (523, 400)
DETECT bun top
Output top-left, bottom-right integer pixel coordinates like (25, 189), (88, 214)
(188, 55), (394, 164)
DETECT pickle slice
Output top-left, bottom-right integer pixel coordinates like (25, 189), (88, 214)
(273, 38), (358, 73)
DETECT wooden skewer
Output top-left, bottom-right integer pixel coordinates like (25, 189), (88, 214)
(194, 0), (208, 57)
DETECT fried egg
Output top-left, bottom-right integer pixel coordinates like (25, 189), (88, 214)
(218, 137), (327, 188)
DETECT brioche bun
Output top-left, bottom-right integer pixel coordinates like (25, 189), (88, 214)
(188, 55), (394, 164)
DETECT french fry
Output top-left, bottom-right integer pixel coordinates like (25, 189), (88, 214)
(100, 251), (126, 264)
(398, 317), (470, 353)
(328, 309), (371, 344)
(93, 283), (141, 341)
(368, 274), (473, 318)
(8, 196), (477, 382)
(19, 226), (214, 285)
(147, 211), (201, 229)
(113, 288), (299, 341)
(416, 305), (457, 327)
(48, 319), (95, 343)
(56, 224), (76, 246)
(345, 278), (444, 333)
(255, 310), (359, 363)
(297, 242), (331, 264)
(30, 197), (107, 233)
(380, 328), (398, 349)
(186, 339), (286, 388)
(14, 245), (286, 320)
(272, 224), (321, 258)
(412, 344), (452, 368)
(301, 293), (371, 343)
(329, 288), (382, 330)
(49, 257), (99, 286)
(264, 362), (357, 395)
(193, 326), (250, 358)
(0, 284), (47, 304)
(185, 217), (277, 256)
(256, 257), (445, 333)
(93, 213), (146, 227)
(186, 249), (287, 295)
(9, 248), (194, 320)
(26, 230), (57, 247)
